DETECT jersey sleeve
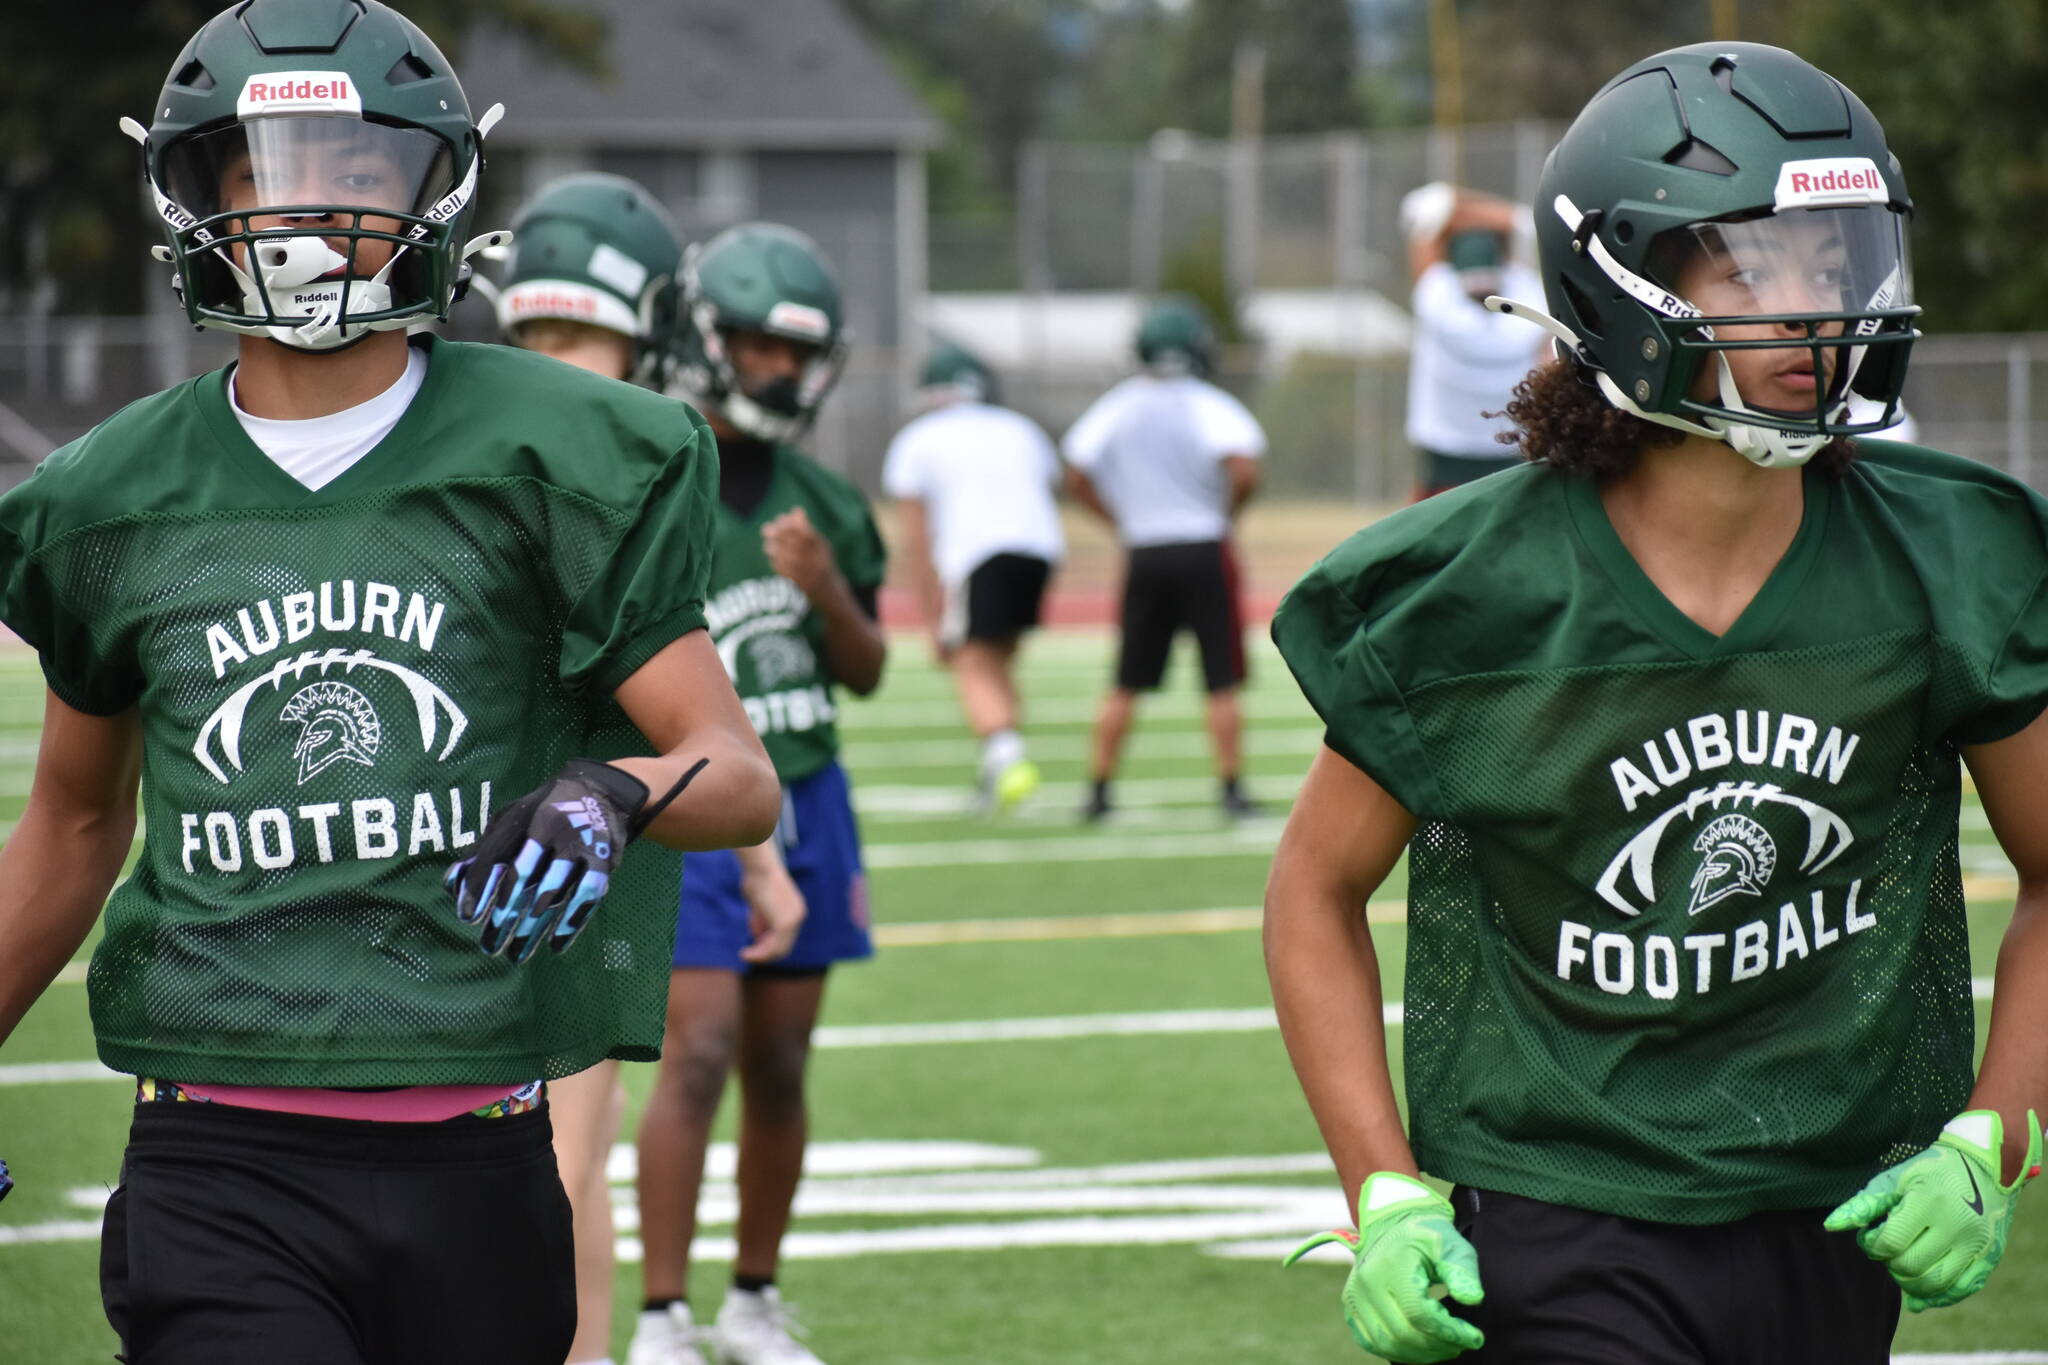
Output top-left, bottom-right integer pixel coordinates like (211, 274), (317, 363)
(881, 424), (925, 500)
(558, 418), (719, 697)
(1948, 564), (2048, 746)
(1191, 384), (1267, 459)
(1060, 389), (1120, 471)
(0, 466), (143, 714)
(1269, 547), (1440, 816)
(834, 492), (889, 593)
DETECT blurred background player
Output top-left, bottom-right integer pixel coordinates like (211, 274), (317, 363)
(1063, 295), (1265, 823)
(1399, 180), (1548, 497)
(0, 3), (781, 1360)
(630, 223), (887, 1365)
(1268, 42), (2048, 1363)
(494, 169), (696, 1365)
(883, 336), (1063, 811)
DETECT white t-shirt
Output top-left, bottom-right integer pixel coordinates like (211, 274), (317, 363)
(1406, 261), (1546, 458)
(230, 345), (428, 490)
(883, 401), (1064, 584)
(1061, 375), (1265, 548)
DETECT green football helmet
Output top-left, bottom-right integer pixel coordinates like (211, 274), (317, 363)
(121, 0), (509, 352)
(919, 334), (999, 406)
(1136, 295), (1218, 378)
(1489, 42), (1919, 468)
(496, 173), (683, 386)
(672, 222), (848, 442)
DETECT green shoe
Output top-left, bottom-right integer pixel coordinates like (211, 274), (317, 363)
(993, 758), (1041, 810)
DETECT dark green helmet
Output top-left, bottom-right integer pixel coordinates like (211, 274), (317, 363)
(918, 334), (999, 406)
(672, 222), (848, 441)
(1493, 42), (1917, 468)
(496, 173), (682, 386)
(123, 0), (509, 351)
(1136, 295), (1217, 377)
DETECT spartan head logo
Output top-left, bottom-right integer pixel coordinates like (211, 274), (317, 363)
(1595, 780), (1851, 917)
(747, 632), (816, 690)
(279, 681), (382, 784)
(1686, 813), (1778, 916)
(194, 647), (467, 785)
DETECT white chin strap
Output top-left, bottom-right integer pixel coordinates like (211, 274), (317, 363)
(220, 227), (403, 351)
(719, 390), (803, 443)
(1485, 294), (1836, 471)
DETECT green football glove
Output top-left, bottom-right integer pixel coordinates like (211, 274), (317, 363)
(1284, 1171), (1486, 1363)
(1825, 1109), (2043, 1312)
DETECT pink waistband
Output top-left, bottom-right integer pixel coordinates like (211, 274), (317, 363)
(170, 1081), (533, 1123)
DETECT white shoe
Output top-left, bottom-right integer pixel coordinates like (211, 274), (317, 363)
(625, 1302), (710, 1365)
(713, 1286), (826, 1365)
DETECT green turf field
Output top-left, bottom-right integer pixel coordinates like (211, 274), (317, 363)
(1, 634), (2044, 1363)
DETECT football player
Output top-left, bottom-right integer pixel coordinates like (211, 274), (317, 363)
(1063, 295), (1266, 822)
(0, 4), (780, 1361)
(494, 171), (808, 1365)
(1266, 41), (2048, 1363)
(627, 224), (886, 1365)
(883, 337), (1063, 810)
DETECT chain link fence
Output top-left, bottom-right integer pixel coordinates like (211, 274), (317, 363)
(2, 323), (2041, 505)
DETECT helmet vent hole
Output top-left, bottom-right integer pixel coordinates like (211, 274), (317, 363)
(1710, 55), (1739, 94)
(387, 52), (435, 85)
(174, 60), (215, 92)
(1614, 220), (1635, 245)
(1663, 137), (1739, 176)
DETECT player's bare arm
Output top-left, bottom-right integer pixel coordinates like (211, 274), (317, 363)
(1223, 453), (1261, 517)
(1264, 743), (1421, 1214)
(0, 693), (142, 1045)
(762, 506), (886, 695)
(1961, 705), (2048, 1184)
(612, 629), (781, 850)
(1064, 466), (1115, 527)
(891, 496), (947, 649)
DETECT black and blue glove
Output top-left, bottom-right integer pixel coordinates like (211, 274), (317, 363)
(447, 757), (706, 963)
(0, 1157), (12, 1202)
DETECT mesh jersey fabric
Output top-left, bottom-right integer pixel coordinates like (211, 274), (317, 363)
(0, 336), (717, 1087)
(703, 444), (886, 783)
(1271, 443), (2048, 1223)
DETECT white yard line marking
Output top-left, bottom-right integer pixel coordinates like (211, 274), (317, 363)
(0, 1005), (1394, 1088)
(1893, 1357), (2048, 1364)
(866, 826), (1283, 869)
(844, 728), (1321, 767)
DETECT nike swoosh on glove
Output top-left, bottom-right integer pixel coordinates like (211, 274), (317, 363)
(1284, 1171), (1485, 1363)
(1825, 1109), (2043, 1311)
(447, 756), (706, 963)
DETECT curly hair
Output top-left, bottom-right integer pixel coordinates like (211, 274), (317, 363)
(1498, 357), (1855, 479)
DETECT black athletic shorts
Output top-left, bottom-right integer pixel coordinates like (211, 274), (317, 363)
(947, 552), (1052, 645)
(101, 1099), (575, 1365)
(1116, 539), (1246, 693)
(1438, 1186), (1900, 1364)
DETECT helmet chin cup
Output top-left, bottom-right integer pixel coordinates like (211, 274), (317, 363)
(720, 390), (801, 443)
(222, 239), (403, 351)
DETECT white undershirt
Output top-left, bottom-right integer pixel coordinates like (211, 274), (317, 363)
(230, 346), (428, 490)
(883, 401), (1065, 583)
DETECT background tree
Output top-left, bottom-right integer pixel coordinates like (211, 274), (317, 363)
(1773, 0), (2048, 334)
(0, 0), (605, 315)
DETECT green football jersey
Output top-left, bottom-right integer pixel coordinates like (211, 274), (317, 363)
(705, 446), (886, 782)
(0, 336), (716, 1087)
(1272, 443), (2048, 1224)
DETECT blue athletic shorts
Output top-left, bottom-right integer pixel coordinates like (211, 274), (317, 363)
(673, 761), (873, 972)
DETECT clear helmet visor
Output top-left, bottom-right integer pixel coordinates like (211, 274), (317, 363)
(156, 115), (460, 350)
(164, 116), (454, 221)
(1648, 204), (1915, 421)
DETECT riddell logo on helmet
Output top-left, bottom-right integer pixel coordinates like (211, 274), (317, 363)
(237, 71), (364, 118)
(510, 289), (599, 318)
(1774, 158), (1887, 210)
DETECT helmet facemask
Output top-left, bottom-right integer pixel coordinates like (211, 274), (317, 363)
(129, 104), (506, 352)
(681, 297), (847, 443)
